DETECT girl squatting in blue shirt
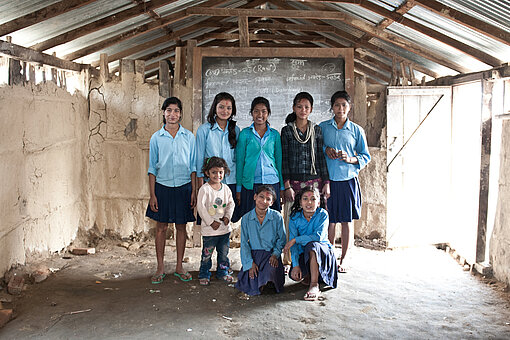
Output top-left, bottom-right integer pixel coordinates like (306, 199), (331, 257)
(319, 91), (371, 273)
(146, 97), (197, 284)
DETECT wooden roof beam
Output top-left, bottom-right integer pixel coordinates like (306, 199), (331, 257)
(31, 0), (180, 52)
(61, 0), (230, 61)
(0, 40), (92, 73)
(204, 33), (327, 43)
(0, 0), (99, 37)
(412, 0), (510, 46)
(353, 0), (502, 67)
(280, 0), (470, 73)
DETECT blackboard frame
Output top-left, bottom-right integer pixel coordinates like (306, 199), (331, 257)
(192, 47), (354, 132)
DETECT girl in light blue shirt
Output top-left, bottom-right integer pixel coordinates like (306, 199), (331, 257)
(146, 97), (196, 284)
(319, 91), (370, 273)
(196, 92), (241, 222)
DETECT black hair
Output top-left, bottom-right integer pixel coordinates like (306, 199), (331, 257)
(285, 92), (314, 124)
(201, 156), (231, 179)
(254, 184), (276, 203)
(289, 185), (326, 218)
(161, 97), (183, 124)
(330, 90), (352, 110)
(207, 92), (238, 149)
(250, 97), (271, 124)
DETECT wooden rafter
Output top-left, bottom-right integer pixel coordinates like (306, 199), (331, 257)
(269, 0), (440, 78)
(0, 40), (90, 73)
(30, 0), (180, 52)
(412, 0), (510, 46)
(62, 0), (229, 61)
(204, 33), (327, 43)
(0, 0), (99, 37)
(280, 0), (469, 73)
(352, 0), (502, 67)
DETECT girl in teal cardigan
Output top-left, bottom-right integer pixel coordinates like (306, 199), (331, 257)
(236, 97), (284, 217)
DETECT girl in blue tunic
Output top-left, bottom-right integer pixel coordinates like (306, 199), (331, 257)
(236, 185), (286, 296)
(284, 186), (337, 301)
(236, 97), (284, 216)
(319, 91), (370, 273)
(196, 92), (241, 223)
(146, 97), (196, 284)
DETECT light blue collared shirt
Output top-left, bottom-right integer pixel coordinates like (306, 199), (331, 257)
(240, 208), (286, 270)
(148, 125), (196, 187)
(195, 121), (239, 184)
(289, 208), (331, 267)
(251, 124), (280, 185)
(319, 118), (371, 181)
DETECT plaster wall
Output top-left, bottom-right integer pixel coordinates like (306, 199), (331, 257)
(490, 118), (510, 284)
(87, 60), (164, 237)
(0, 82), (88, 274)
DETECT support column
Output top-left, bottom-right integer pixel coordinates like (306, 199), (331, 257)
(476, 79), (493, 263)
(238, 16), (249, 47)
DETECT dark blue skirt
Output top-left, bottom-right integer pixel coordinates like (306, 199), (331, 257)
(327, 177), (361, 223)
(290, 241), (337, 288)
(238, 183), (281, 218)
(145, 182), (196, 224)
(236, 250), (285, 296)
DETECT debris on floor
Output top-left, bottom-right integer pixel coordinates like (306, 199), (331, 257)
(71, 247), (96, 255)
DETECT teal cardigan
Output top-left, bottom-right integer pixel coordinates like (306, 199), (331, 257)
(235, 126), (284, 191)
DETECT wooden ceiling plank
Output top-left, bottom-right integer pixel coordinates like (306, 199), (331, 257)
(355, 0), (502, 67)
(0, 0), (99, 37)
(239, 16), (250, 47)
(30, 0), (180, 52)
(186, 7), (349, 20)
(204, 33), (326, 42)
(412, 0), (510, 46)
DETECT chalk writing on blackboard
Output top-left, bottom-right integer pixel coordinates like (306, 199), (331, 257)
(202, 57), (345, 132)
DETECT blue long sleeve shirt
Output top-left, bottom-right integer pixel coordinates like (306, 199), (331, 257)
(319, 118), (371, 181)
(240, 208), (286, 270)
(195, 121), (240, 184)
(289, 208), (331, 267)
(148, 125), (196, 187)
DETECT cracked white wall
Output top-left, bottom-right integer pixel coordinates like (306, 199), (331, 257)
(87, 60), (163, 237)
(0, 82), (89, 274)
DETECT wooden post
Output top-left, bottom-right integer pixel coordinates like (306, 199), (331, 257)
(159, 60), (169, 97)
(186, 40), (197, 85)
(476, 80), (494, 263)
(6, 36), (22, 86)
(29, 64), (35, 83)
(99, 53), (109, 83)
(400, 62), (408, 86)
(174, 46), (186, 86)
(238, 16), (249, 47)
(51, 52), (57, 83)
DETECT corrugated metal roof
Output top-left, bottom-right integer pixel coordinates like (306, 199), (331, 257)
(0, 0), (507, 84)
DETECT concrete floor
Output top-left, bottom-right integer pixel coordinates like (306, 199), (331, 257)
(1, 242), (510, 339)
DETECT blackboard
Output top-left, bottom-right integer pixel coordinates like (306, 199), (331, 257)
(201, 56), (345, 132)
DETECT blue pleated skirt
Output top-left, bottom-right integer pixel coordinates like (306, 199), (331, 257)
(236, 250), (285, 296)
(238, 183), (281, 218)
(290, 241), (338, 288)
(327, 177), (362, 223)
(145, 182), (196, 224)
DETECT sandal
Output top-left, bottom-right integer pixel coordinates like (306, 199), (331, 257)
(218, 274), (234, 283)
(304, 284), (320, 301)
(151, 273), (166, 284)
(199, 278), (210, 286)
(338, 265), (347, 273)
(173, 272), (192, 282)
(284, 265), (291, 275)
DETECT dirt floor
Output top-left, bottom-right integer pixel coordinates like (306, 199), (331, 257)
(1, 239), (510, 339)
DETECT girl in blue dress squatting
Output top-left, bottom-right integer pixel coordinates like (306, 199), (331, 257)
(146, 97), (196, 284)
(319, 91), (370, 273)
(283, 186), (338, 301)
(236, 97), (284, 216)
(195, 92), (241, 223)
(236, 185), (286, 296)
(196, 157), (235, 286)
